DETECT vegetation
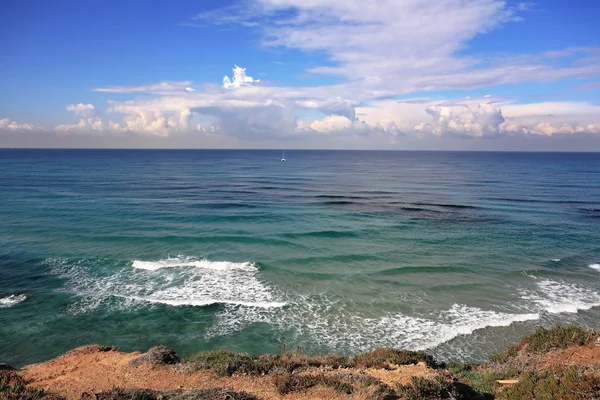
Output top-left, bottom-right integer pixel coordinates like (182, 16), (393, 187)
(353, 348), (439, 369)
(520, 325), (597, 354)
(91, 388), (260, 400)
(498, 367), (600, 400)
(6, 325), (600, 399)
(273, 373), (354, 395)
(0, 371), (64, 400)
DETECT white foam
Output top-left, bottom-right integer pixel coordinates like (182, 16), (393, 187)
(0, 294), (27, 308)
(206, 295), (538, 353)
(47, 256), (285, 314)
(521, 278), (600, 314)
(589, 264), (600, 271)
(132, 256), (255, 272)
(552, 259), (561, 262)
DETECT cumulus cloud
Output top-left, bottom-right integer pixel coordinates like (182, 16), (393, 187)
(67, 103), (97, 118)
(308, 115), (352, 133)
(421, 103), (506, 137)
(0, 118), (35, 131)
(223, 65), (260, 89)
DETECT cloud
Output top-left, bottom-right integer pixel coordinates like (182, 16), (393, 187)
(223, 65), (260, 89)
(421, 103), (506, 137)
(93, 81), (193, 94)
(308, 115), (352, 133)
(185, 87), (196, 93)
(186, 0), (599, 95)
(0, 118), (35, 131)
(67, 103), (97, 118)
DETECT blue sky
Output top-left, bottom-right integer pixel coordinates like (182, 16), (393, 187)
(1, 0), (599, 149)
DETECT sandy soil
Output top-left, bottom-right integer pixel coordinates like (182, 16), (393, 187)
(21, 345), (435, 400)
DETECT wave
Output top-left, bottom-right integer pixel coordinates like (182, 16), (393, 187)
(48, 256), (284, 313)
(589, 264), (600, 271)
(207, 298), (539, 353)
(372, 265), (472, 276)
(131, 256), (256, 272)
(0, 294), (27, 308)
(521, 278), (600, 314)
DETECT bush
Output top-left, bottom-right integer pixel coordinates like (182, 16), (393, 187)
(521, 325), (595, 354)
(170, 388), (261, 400)
(396, 376), (456, 400)
(131, 346), (181, 366)
(499, 368), (600, 400)
(0, 371), (64, 400)
(185, 350), (265, 376)
(353, 348), (438, 369)
(273, 373), (353, 395)
(489, 345), (519, 364)
(184, 349), (351, 376)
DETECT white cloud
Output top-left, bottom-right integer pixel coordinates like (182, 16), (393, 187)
(223, 65), (260, 89)
(187, 0), (599, 95)
(0, 118), (35, 131)
(66, 103), (97, 118)
(422, 103), (506, 137)
(93, 81), (193, 94)
(308, 115), (352, 133)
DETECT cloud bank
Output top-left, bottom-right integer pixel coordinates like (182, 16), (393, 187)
(1, 0), (600, 149)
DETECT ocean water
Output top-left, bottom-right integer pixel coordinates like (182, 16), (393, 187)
(1, 149), (600, 367)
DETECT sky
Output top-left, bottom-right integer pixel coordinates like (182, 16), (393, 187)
(1, 0), (599, 150)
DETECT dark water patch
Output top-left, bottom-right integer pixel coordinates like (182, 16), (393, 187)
(483, 197), (595, 205)
(371, 265), (473, 276)
(314, 195), (366, 200)
(281, 230), (360, 239)
(284, 253), (384, 265)
(399, 206), (440, 213)
(412, 202), (481, 210)
(87, 234), (296, 247)
(186, 202), (262, 209)
(320, 200), (360, 206)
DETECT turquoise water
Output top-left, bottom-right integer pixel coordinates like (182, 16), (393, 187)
(1, 150), (600, 367)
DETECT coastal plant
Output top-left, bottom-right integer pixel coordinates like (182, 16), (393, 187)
(0, 371), (62, 400)
(168, 388), (262, 400)
(185, 350), (266, 376)
(521, 325), (596, 354)
(352, 348), (439, 369)
(488, 345), (520, 364)
(184, 349), (350, 376)
(395, 376), (456, 399)
(273, 373), (354, 395)
(396, 375), (487, 400)
(498, 367), (600, 400)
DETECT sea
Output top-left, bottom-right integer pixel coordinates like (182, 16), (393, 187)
(1, 149), (600, 367)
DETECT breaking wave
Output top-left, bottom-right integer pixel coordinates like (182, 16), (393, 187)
(0, 294), (27, 308)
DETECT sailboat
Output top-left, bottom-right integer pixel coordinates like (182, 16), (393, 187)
(281, 150), (286, 162)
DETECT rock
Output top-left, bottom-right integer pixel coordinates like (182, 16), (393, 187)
(0, 363), (15, 371)
(132, 345), (181, 365)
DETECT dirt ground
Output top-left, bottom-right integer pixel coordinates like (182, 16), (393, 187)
(21, 345), (435, 400)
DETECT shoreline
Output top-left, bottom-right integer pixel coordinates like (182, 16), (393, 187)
(3, 325), (600, 400)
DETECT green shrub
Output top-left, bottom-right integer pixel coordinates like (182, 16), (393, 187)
(396, 376), (455, 400)
(184, 349), (350, 376)
(489, 345), (520, 364)
(522, 325), (595, 354)
(0, 371), (64, 400)
(273, 373), (353, 395)
(499, 368), (600, 400)
(352, 348), (438, 369)
(184, 350), (266, 376)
